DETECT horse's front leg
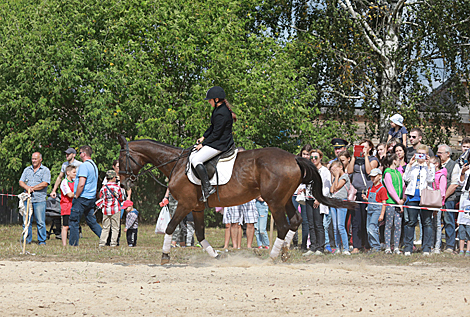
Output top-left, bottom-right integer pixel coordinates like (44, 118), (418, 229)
(161, 205), (190, 265)
(193, 210), (219, 259)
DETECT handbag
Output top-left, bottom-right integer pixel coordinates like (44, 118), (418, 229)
(420, 185), (442, 208)
(155, 206), (171, 234)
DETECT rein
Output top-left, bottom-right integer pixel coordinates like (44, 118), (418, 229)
(119, 140), (193, 188)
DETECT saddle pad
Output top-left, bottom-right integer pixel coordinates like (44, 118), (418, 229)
(186, 149), (238, 186)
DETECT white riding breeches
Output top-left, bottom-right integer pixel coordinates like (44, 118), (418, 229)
(190, 145), (222, 168)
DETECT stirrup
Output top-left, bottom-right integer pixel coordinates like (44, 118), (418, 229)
(199, 186), (216, 202)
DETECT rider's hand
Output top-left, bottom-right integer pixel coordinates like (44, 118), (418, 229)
(159, 198), (169, 207)
(50, 191), (57, 199)
(197, 137), (204, 144)
(195, 143), (203, 151)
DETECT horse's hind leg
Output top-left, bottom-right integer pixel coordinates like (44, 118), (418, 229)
(193, 210), (218, 259)
(284, 199), (302, 249)
(267, 203), (291, 260)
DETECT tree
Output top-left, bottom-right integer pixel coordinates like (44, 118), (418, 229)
(256, 0), (470, 146)
(0, 0), (343, 220)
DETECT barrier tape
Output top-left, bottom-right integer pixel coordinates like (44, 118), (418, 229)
(351, 200), (468, 213)
(0, 193), (18, 197)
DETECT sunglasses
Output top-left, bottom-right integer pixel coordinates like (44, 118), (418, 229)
(310, 156), (319, 160)
(410, 135), (418, 139)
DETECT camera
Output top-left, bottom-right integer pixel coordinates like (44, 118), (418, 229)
(459, 149), (470, 168)
(415, 153), (426, 160)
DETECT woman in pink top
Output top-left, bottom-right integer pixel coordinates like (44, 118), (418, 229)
(430, 156), (447, 253)
(393, 143), (407, 175)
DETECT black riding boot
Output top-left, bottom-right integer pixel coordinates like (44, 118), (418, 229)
(195, 164), (216, 202)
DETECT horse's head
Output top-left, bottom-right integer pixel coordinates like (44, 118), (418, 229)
(118, 135), (145, 191)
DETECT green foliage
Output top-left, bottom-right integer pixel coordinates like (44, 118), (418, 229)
(0, 0), (336, 224)
(256, 0), (470, 146)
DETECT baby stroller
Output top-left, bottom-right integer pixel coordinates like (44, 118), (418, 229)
(45, 196), (62, 239)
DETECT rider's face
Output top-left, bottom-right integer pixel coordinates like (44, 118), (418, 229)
(208, 99), (216, 107)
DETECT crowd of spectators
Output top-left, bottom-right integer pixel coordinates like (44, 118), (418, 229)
(293, 114), (470, 256)
(17, 115), (470, 257)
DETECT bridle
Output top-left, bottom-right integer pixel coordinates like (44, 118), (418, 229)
(119, 140), (192, 188)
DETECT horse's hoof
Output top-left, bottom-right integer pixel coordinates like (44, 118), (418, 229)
(281, 247), (290, 262)
(215, 252), (227, 260)
(161, 253), (170, 265)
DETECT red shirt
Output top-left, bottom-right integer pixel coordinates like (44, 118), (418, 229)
(367, 184), (388, 203)
(60, 179), (74, 216)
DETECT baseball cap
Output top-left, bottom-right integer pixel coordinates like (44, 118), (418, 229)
(369, 168), (382, 177)
(106, 170), (117, 179)
(64, 147), (76, 155)
(122, 200), (134, 209)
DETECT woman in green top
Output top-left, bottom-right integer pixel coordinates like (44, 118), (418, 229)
(381, 153), (405, 254)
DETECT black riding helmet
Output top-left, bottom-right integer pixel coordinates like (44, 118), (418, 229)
(204, 86), (226, 100)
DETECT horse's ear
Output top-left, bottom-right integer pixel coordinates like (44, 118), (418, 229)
(118, 135), (127, 148)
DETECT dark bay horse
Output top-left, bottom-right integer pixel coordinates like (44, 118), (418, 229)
(117, 136), (354, 264)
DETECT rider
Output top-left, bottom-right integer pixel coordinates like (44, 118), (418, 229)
(191, 86), (236, 201)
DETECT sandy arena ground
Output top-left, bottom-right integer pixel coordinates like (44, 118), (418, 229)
(1, 256), (469, 316)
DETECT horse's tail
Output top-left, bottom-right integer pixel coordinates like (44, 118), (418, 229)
(295, 157), (356, 210)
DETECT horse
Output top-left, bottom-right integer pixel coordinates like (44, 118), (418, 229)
(117, 135), (355, 264)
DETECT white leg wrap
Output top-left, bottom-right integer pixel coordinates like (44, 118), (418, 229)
(283, 230), (296, 248)
(270, 238), (284, 259)
(162, 234), (172, 254)
(200, 239), (218, 258)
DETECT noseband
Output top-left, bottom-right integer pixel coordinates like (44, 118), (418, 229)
(119, 140), (191, 188)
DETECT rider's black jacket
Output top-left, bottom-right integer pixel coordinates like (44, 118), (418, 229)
(202, 102), (234, 152)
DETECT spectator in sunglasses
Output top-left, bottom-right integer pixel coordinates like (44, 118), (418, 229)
(406, 128), (434, 162)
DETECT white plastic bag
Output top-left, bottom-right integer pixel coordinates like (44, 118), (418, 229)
(295, 191), (306, 205)
(155, 206), (171, 234)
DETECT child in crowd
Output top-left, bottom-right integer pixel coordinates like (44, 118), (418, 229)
(362, 168), (388, 253)
(338, 150), (354, 248)
(329, 160), (351, 255)
(382, 153), (405, 254)
(60, 165), (76, 246)
(387, 114), (408, 145)
(458, 163), (470, 256)
(430, 156), (447, 254)
(123, 200), (138, 247)
(98, 170), (124, 247)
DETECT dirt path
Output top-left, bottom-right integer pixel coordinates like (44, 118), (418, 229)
(1, 256), (468, 316)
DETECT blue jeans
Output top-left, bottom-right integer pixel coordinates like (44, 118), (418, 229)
(324, 213), (332, 248)
(292, 196), (308, 250)
(367, 207), (382, 251)
(330, 207), (349, 251)
(255, 201), (270, 247)
(404, 201), (433, 252)
(23, 201), (47, 244)
(443, 200), (456, 249)
(69, 197), (102, 246)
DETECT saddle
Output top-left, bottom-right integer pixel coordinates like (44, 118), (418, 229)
(188, 145), (236, 181)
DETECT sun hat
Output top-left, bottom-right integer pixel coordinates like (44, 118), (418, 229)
(390, 114), (404, 126)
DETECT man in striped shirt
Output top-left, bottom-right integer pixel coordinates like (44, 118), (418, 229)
(98, 170), (124, 247)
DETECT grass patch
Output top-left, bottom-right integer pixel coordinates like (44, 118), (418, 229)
(1, 224), (468, 267)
